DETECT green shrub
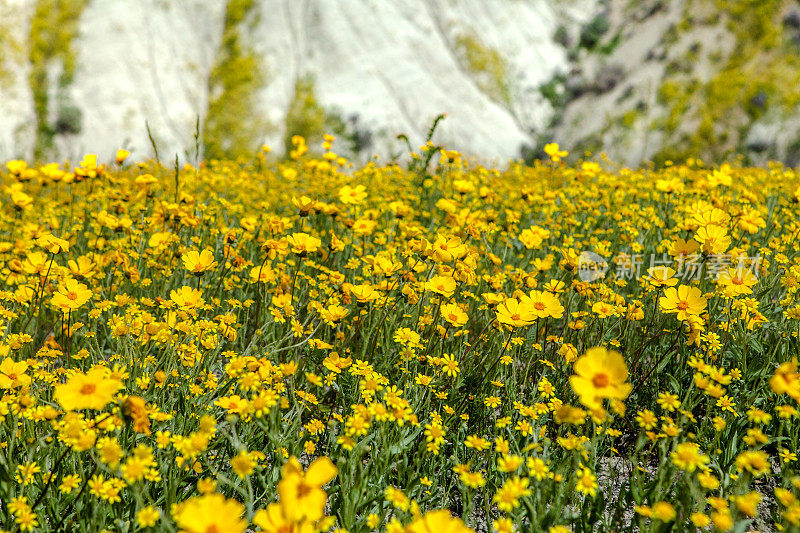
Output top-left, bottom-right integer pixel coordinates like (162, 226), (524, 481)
(283, 76), (328, 154)
(454, 33), (511, 105)
(579, 14), (610, 50)
(28, 0), (87, 159)
(203, 0), (268, 160)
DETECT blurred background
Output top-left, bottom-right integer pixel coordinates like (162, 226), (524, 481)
(1, 0), (797, 166)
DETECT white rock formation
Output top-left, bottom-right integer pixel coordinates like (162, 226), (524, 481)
(0, 0), (37, 159)
(0, 0), (597, 163)
(65, 0), (227, 161)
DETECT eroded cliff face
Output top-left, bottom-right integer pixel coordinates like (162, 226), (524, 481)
(2, 0), (226, 162)
(0, 0), (36, 159)
(3, 0), (800, 166)
(0, 0), (597, 162)
(552, 0), (800, 167)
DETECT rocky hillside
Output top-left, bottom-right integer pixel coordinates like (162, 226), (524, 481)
(2, 0), (800, 166)
(555, 0), (800, 166)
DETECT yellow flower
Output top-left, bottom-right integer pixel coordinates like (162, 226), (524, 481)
(544, 142), (568, 162)
(439, 149), (462, 166)
(527, 457), (550, 480)
(519, 226), (550, 249)
(657, 392), (680, 411)
(775, 487), (797, 507)
(651, 501), (676, 521)
(115, 149), (131, 165)
(735, 450), (770, 477)
(498, 454), (523, 473)
(569, 347), (632, 409)
(197, 478), (217, 494)
(36, 234), (70, 254)
(575, 467), (598, 496)
(291, 195), (316, 216)
(15, 510), (38, 531)
(441, 302), (468, 327)
(645, 266), (678, 288)
(591, 301), (616, 318)
(10, 189), (34, 210)
(51, 279), (93, 312)
(439, 354), (460, 377)
(425, 275), (457, 298)
(698, 472), (719, 490)
(430, 234), (468, 262)
(15, 462), (40, 485)
(121, 396), (151, 435)
(493, 476), (531, 511)
(97, 437), (123, 468)
(711, 510), (733, 531)
(59, 474), (81, 494)
(496, 298), (535, 327)
(68, 256), (97, 280)
(286, 232), (322, 255)
(659, 285), (707, 321)
(406, 510), (473, 533)
(769, 360), (800, 402)
(690, 512), (710, 527)
(671, 442), (709, 472)
(366, 513), (381, 529)
(694, 224), (730, 255)
(464, 435), (491, 451)
(385, 486), (410, 510)
(6, 160), (28, 175)
(338, 184), (367, 205)
(253, 503), (314, 533)
(349, 283), (380, 304)
(79, 153), (98, 171)
(521, 290), (564, 319)
(277, 456), (337, 523)
(231, 450), (255, 478)
(319, 304), (350, 326)
(0, 357), (31, 389)
(54, 366), (122, 411)
(716, 267), (757, 297)
(635, 409), (657, 429)
(172, 494), (246, 533)
(182, 249), (217, 275)
(136, 506), (159, 528)
(558, 343), (578, 363)
(732, 491), (761, 517)
(170, 286), (205, 309)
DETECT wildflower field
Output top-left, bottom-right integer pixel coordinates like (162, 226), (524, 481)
(2, 136), (800, 533)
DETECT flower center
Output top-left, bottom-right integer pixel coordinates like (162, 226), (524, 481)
(80, 383), (97, 395)
(534, 302), (546, 310)
(67, 291), (79, 301)
(592, 373), (609, 388)
(676, 301), (689, 310)
(297, 482), (313, 497)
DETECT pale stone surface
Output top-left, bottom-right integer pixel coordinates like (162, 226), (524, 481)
(64, 0), (227, 161)
(0, 0), (595, 162)
(0, 0), (37, 159)
(12, 0), (796, 166)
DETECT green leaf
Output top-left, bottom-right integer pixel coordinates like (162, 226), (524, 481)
(0, 460), (11, 483)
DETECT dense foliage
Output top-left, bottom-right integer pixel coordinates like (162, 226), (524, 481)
(1, 139), (800, 532)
